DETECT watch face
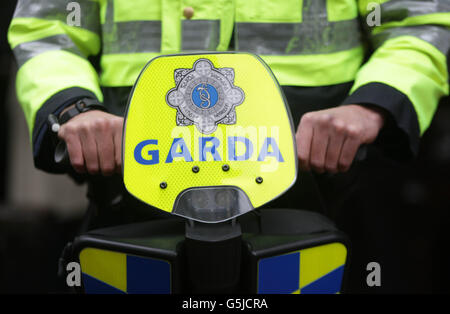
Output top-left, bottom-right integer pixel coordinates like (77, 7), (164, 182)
(77, 99), (89, 111)
(76, 98), (104, 113)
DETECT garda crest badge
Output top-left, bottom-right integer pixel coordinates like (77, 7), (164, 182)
(166, 58), (245, 134)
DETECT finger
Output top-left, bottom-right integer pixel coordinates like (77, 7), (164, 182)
(113, 126), (123, 174)
(296, 116), (314, 171)
(64, 134), (86, 173)
(309, 124), (330, 174)
(338, 136), (360, 172)
(80, 127), (100, 175)
(95, 125), (115, 176)
(324, 124), (346, 174)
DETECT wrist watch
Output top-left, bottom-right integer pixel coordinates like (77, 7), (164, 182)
(59, 98), (106, 125)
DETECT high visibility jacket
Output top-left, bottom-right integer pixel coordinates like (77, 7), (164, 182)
(8, 0), (450, 172)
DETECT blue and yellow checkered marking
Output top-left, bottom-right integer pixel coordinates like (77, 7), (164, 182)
(258, 252), (300, 294)
(79, 248), (171, 294)
(257, 242), (347, 294)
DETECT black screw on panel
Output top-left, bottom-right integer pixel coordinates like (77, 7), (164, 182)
(192, 166), (200, 173)
(255, 177), (263, 184)
(222, 164), (230, 172)
(160, 182), (167, 189)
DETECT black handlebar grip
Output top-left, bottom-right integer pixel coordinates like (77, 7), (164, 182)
(54, 140), (369, 169)
(354, 144), (369, 163)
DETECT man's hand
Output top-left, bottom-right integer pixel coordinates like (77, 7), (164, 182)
(296, 104), (385, 173)
(57, 110), (124, 176)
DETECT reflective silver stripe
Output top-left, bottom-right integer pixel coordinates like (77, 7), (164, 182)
(12, 34), (83, 67)
(102, 0), (115, 37)
(13, 0), (100, 34)
(235, 0), (361, 55)
(372, 25), (450, 55)
(102, 21), (161, 54)
(181, 20), (220, 51)
(102, 0), (218, 53)
(379, 0), (450, 23)
(102, 0), (161, 54)
(235, 20), (361, 55)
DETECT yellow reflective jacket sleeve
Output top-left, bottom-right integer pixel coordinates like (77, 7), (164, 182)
(8, 0), (104, 171)
(344, 0), (450, 155)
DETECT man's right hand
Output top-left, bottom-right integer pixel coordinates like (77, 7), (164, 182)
(57, 110), (124, 176)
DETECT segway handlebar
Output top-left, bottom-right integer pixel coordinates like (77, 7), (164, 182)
(49, 121), (369, 171)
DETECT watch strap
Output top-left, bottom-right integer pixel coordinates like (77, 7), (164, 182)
(59, 98), (106, 125)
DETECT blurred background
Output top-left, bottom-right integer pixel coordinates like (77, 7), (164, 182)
(0, 1), (87, 293)
(1, 1), (449, 294)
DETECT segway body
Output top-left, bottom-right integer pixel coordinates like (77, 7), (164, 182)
(71, 53), (349, 294)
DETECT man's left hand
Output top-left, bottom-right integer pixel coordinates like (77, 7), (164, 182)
(296, 104), (386, 173)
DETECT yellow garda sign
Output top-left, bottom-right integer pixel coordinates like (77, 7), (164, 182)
(123, 53), (297, 213)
